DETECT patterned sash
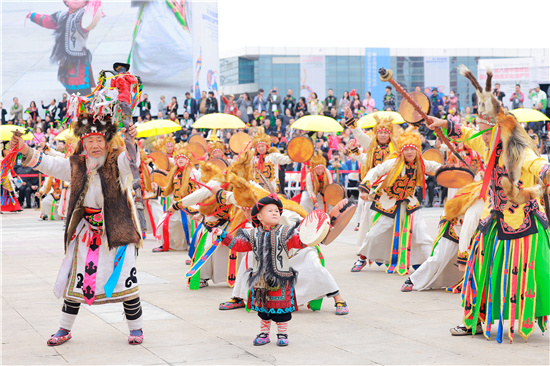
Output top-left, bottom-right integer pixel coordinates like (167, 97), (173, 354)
(81, 207), (103, 305)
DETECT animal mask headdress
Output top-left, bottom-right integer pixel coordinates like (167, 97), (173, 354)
(459, 64), (541, 204)
(458, 65), (500, 126)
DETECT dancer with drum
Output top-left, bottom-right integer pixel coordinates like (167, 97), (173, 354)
(429, 66), (550, 343)
(37, 175), (63, 221)
(173, 161), (237, 289)
(154, 143), (202, 252)
(351, 130), (442, 275)
(300, 151), (334, 213)
(152, 135), (176, 169)
(250, 130), (292, 193)
(342, 108), (397, 272)
(207, 138), (230, 168)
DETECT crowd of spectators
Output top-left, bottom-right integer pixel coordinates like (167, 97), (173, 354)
(2, 83), (549, 209)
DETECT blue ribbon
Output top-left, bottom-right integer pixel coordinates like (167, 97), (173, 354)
(189, 222), (203, 258)
(180, 210), (190, 249)
(104, 245), (127, 298)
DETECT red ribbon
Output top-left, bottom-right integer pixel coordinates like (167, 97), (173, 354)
(162, 212), (173, 251)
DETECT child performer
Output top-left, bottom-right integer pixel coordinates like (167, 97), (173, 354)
(212, 194), (306, 347)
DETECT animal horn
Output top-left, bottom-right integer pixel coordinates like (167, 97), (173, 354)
(485, 65), (493, 92)
(458, 65), (483, 93)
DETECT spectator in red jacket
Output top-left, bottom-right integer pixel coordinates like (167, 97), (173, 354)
(221, 92), (238, 116)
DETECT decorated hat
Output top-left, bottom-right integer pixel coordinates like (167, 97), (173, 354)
(173, 142), (195, 163)
(72, 111), (118, 142)
(113, 62), (130, 73)
(309, 151), (327, 170)
(372, 114), (394, 135)
(250, 193), (283, 228)
(208, 140), (225, 157)
(396, 131), (422, 153)
(153, 135), (176, 154)
(251, 130), (270, 149)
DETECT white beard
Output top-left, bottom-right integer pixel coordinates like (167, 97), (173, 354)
(86, 153), (106, 173)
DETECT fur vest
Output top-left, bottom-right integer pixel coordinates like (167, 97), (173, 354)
(64, 149), (141, 252)
(246, 224), (298, 289)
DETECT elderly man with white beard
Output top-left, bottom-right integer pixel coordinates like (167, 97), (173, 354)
(10, 111), (145, 346)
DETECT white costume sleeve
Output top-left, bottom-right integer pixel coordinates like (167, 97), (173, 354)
(25, 149), (71, 182)
(45, 149), (66, 158)
(268, 152), (292, 165)
(349, 152), (367, 167)
(424, 160), (442, 175)
(175, 179), (219, 207)
(305, 172), (314, 196)
(365, 158), (396, 183)
(352, 127), (372, 150)
(326, 168), (334, 184)
(176, 186), (212, 207)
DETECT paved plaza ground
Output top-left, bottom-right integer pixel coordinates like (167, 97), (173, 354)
(1, 207), (549, 365)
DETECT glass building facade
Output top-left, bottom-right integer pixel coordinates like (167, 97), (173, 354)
(220, 48), (547, 114)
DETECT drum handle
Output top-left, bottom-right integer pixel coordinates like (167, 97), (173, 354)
(379, 68), (471, 170)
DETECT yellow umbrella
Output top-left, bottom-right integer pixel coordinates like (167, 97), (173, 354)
(509, 108), (550, 123)
(192, 113), (246, 129)
(0, 125), (32, 141)
(292, 115), (344, 132)
(357, 111), (406, 129)
(136, 119), (182, 138)
(54, 128), (76, 141)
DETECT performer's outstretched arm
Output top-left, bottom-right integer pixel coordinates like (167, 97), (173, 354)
(27, 12), (58, 30)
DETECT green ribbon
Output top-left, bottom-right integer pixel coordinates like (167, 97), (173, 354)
(442, 126), (493, 143)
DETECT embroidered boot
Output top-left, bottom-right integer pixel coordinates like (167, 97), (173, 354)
(219, 297), (245, 310)
(276, 334), (289, 347)
(47, 328), (72, 346)
(128, 329), (144, 345)
(253, 332), (270, 346)
(335, 301), (349, 315)
(401, 278), (413, 292)
(351, 257), (367, 272)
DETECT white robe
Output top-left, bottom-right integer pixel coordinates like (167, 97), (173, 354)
(31, 150), (140, 304)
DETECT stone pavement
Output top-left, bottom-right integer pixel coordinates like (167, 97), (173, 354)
(1, 207), (549, 365)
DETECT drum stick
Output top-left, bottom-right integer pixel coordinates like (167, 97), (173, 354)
(378, 68), (471, 169)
